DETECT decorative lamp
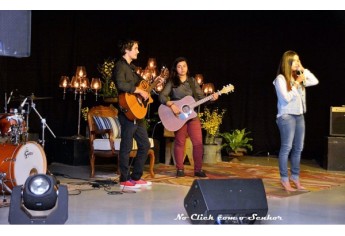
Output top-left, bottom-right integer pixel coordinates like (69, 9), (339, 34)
(70, 76), (78, 88)
(147, 58), (157, 69)
(81, 77), (90, 99)
(195, 74), (204, 86)
(202, 83), (215, 95)
(155, 83), (164, 93)
(81, 77), (90, 89)
(59, 76), (70, 99)
(75, 66), (86, 78)
(135, 67), (143, 75)
(91, 77), (102, 101)
(141, 69), (152, 81)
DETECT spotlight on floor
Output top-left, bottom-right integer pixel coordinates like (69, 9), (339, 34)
(8, 174), (68, 224)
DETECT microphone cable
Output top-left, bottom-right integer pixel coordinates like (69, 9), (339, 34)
(106, 144), (137, 195)
(151, 120), (162, 140)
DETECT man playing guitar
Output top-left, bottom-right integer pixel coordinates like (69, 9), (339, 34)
(114, 39), (163, 188)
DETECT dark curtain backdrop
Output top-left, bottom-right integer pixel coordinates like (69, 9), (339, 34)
(1, 10), (345, 165)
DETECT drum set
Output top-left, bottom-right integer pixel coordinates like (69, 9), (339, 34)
(0, 93), (55, 196)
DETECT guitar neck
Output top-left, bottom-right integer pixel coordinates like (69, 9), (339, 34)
(192, 91), (222, 109)
(147, 79), (160, 93)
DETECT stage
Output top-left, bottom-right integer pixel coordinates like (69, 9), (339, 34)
(1, 156), (345, 225)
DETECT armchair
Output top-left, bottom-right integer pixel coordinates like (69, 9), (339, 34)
(87, 105), (155, 178)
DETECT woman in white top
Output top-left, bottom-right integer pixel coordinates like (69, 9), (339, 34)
(273, 50), (319, 192)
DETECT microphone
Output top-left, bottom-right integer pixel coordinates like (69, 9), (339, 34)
(296, 69), (303, 76)
(6, 90), (14, 104)
(19, 97), (28, 110)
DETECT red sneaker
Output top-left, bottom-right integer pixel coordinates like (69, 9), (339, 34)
(133, 179), (152, 186)
(120, 180), (141, 189)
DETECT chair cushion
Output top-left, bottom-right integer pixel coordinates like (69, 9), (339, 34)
(93, 138), (154, 151)
(93, 116), (121, 138)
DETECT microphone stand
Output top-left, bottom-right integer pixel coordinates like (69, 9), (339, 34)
(0, 172), (12, 196)
(30, 99), (56, 148)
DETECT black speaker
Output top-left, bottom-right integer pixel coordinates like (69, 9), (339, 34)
(330, 106), (345, 136)
(324, 136), (345, 171)
(0, 10), (31, 58)
(53, 137), (90, 166)
(184, 179), (268, 224)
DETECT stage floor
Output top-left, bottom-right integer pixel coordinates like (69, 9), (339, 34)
(1, 156), (345, 228)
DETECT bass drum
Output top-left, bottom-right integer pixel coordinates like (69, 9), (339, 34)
(0, 142), (47, 193)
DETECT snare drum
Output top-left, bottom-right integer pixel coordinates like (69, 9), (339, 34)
(0, 142), (47, 193)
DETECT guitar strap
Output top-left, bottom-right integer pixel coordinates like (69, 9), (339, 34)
(188, 77), (197, 100)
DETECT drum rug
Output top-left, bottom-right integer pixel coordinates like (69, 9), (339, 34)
(140, 161), (345, 198)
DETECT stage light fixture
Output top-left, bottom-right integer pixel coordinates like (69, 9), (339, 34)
(8, 174), (68, 224)
(23, 174), (58, 210)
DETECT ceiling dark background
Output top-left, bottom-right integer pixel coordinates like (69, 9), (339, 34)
(1, 10), (345, 165)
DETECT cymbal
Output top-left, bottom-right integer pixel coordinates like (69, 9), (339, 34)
(12, 95), (53, 102)
(28, 95), (53, 100)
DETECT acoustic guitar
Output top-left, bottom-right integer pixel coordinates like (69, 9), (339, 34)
(158, 84), (234, 131)
(119, 67), (169, 121)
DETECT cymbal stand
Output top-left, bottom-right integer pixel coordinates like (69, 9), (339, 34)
(18, 104), (29, 143)
(25, 100), (31, 137)
(4, 92), (7, 113)
(30, 99), (56, 148)
(0, 172), (11, 202)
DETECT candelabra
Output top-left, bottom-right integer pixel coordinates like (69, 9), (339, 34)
(59, 66), (101, 139)
(135, 58), (162, 119)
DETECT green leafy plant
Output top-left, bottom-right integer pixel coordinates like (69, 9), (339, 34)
(198, 107), (226, 144)
(81, 107), (89, 121)
(199, 107), (226, 136)
(219, 128), (253, 155)
(98, 58), (117, 98)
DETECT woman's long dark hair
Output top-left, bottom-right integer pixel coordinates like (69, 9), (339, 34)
(277, 50), (298, 91)
(170, 57), (189, 87)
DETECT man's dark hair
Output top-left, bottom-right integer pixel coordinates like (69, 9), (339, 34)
(118, 39), (139, 56)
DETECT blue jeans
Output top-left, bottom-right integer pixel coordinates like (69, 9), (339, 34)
(276, 114), (305, 182)
(118, 112), (150, 182)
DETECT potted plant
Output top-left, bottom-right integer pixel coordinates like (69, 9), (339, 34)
(198, 107), (226, 144)
(219, 128), (253, 157)
(98, 58), (118, 102)
(198, 107), (226, 163)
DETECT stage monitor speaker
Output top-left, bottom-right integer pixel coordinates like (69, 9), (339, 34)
(324, 136), (345, 171)
(0, 10), (31, 58)
(184, 179), (268, 224)
(330, 106), (345, 136)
